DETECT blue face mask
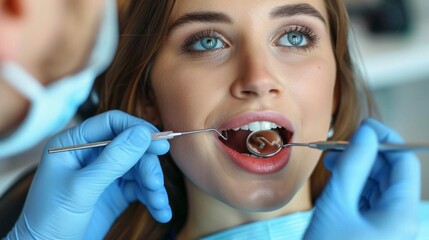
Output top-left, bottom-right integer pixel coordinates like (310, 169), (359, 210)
(0, 0), (118, 158)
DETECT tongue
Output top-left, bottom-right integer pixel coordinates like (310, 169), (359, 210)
(220, 130), (251, 153)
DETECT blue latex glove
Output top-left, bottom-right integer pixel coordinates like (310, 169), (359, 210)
(305, 118), (421, 240)
(7, 110), (171, 240)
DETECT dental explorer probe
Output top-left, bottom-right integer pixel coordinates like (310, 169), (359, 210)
(48, 128), (227, 154)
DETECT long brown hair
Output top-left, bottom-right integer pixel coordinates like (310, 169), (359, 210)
(98, 0), (376, 238)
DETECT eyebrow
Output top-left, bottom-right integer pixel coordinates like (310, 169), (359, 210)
(270, 3), (327, 25)
(169, 12), (232, 33)
(168, 3), (326, 33)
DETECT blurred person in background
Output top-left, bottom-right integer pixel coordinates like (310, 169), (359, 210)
(1, 0), (170, 238)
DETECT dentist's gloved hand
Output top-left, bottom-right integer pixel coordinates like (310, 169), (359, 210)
(7, 110), (171, 240)
(305, 119), (421, 240)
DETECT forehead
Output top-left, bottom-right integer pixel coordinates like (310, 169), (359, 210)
(170, 0), (329, 22)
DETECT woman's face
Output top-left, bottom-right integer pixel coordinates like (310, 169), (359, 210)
(151, 0), (336, 211)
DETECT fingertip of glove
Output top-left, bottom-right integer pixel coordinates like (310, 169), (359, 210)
(351, 123), (377, 146)
(362, 118), (388, 134)
(149, 140), (170, 155)
(322, 152), (341, 171)
(362, 117), (381, 126)
(154, 207), (173, 223)
(362, 118), (404, 143)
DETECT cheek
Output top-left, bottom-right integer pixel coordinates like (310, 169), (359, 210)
(289, 58), (336, 141)
(151, 64), (226, 131)
(152, 70), (196, 130)
(151, 60), (228, 195)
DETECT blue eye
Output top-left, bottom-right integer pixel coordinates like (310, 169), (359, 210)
(190, 37), (224, 51)
(183, 30), (228, 54)
(278, 32), (308, 47)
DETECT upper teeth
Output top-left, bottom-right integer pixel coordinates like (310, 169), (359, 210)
(231, 121), (281, 132)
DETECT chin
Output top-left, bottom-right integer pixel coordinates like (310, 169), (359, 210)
(220, 185), (298, 213)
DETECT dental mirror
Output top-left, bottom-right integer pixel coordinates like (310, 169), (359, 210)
(246, 130), (283, 157)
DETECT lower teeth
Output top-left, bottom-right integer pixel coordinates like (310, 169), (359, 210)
(241, 153), (265, 159)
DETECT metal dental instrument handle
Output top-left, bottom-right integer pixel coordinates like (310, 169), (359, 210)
(48, 128), (227, 154)
(246, 130), (429, 158)
(284, 141), (429, 152)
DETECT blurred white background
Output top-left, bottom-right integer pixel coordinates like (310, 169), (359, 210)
(348, 0), (429, 200)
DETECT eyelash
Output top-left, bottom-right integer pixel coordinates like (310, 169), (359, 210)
(181, 25), (320, 55)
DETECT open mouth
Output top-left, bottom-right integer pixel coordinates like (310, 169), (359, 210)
(219, 121), (293, 157)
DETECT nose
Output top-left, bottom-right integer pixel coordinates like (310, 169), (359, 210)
(230, 51), (283, 99)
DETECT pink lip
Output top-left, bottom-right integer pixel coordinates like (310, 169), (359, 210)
(216, 111), (294, 174)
